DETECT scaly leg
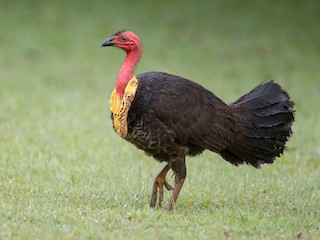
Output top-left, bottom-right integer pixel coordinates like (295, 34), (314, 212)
(150, 163), (173, 208)
(167, 158), (186, 212)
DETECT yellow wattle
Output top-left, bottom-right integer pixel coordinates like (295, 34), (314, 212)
(110, 76), (138, 138)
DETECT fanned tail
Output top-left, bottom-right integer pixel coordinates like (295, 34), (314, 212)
(220, 81), (295, 168)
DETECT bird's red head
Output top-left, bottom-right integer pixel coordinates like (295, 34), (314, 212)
(101, 30), (142, 53)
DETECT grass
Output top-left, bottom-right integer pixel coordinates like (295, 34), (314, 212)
(0, 0), (319, 239)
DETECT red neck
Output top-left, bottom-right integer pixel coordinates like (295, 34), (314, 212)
(116, 48), (142, 97)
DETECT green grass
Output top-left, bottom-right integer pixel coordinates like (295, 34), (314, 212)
(0, 0), (319, 239)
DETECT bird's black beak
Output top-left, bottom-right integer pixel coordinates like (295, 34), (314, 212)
(101, 37), (117, 47)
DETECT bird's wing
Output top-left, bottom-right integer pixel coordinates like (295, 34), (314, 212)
(147, 76), (236, 153)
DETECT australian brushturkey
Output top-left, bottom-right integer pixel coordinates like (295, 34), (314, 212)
(101, 30), (295, 211)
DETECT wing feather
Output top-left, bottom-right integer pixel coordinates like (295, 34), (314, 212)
(137, 72), (236, 154)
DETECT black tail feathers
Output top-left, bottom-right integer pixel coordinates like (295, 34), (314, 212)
(220, 81), (295, 168)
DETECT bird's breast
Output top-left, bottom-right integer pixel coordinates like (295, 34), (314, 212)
(110, 76), (138, 138)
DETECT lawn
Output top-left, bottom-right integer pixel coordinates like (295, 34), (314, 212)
(0, 0), (319, 239)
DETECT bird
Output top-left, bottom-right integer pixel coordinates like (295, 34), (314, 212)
(101, 30), (295, 211)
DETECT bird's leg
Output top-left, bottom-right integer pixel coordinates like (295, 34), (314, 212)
(167, 158), (186, 212)
(150, 163), (173, 208)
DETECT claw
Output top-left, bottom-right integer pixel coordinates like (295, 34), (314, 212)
(164, 181), (173, 191)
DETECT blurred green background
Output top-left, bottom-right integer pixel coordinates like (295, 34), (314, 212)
(0, 0), (319, 239)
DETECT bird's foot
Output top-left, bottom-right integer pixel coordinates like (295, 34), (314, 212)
(150, 176), (173, 208)
(150, 164), (173, 208)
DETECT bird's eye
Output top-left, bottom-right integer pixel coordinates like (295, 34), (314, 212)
(120, 36), (128, 42)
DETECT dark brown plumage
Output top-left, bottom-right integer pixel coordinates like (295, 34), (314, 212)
(102, 31), (295, 211)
